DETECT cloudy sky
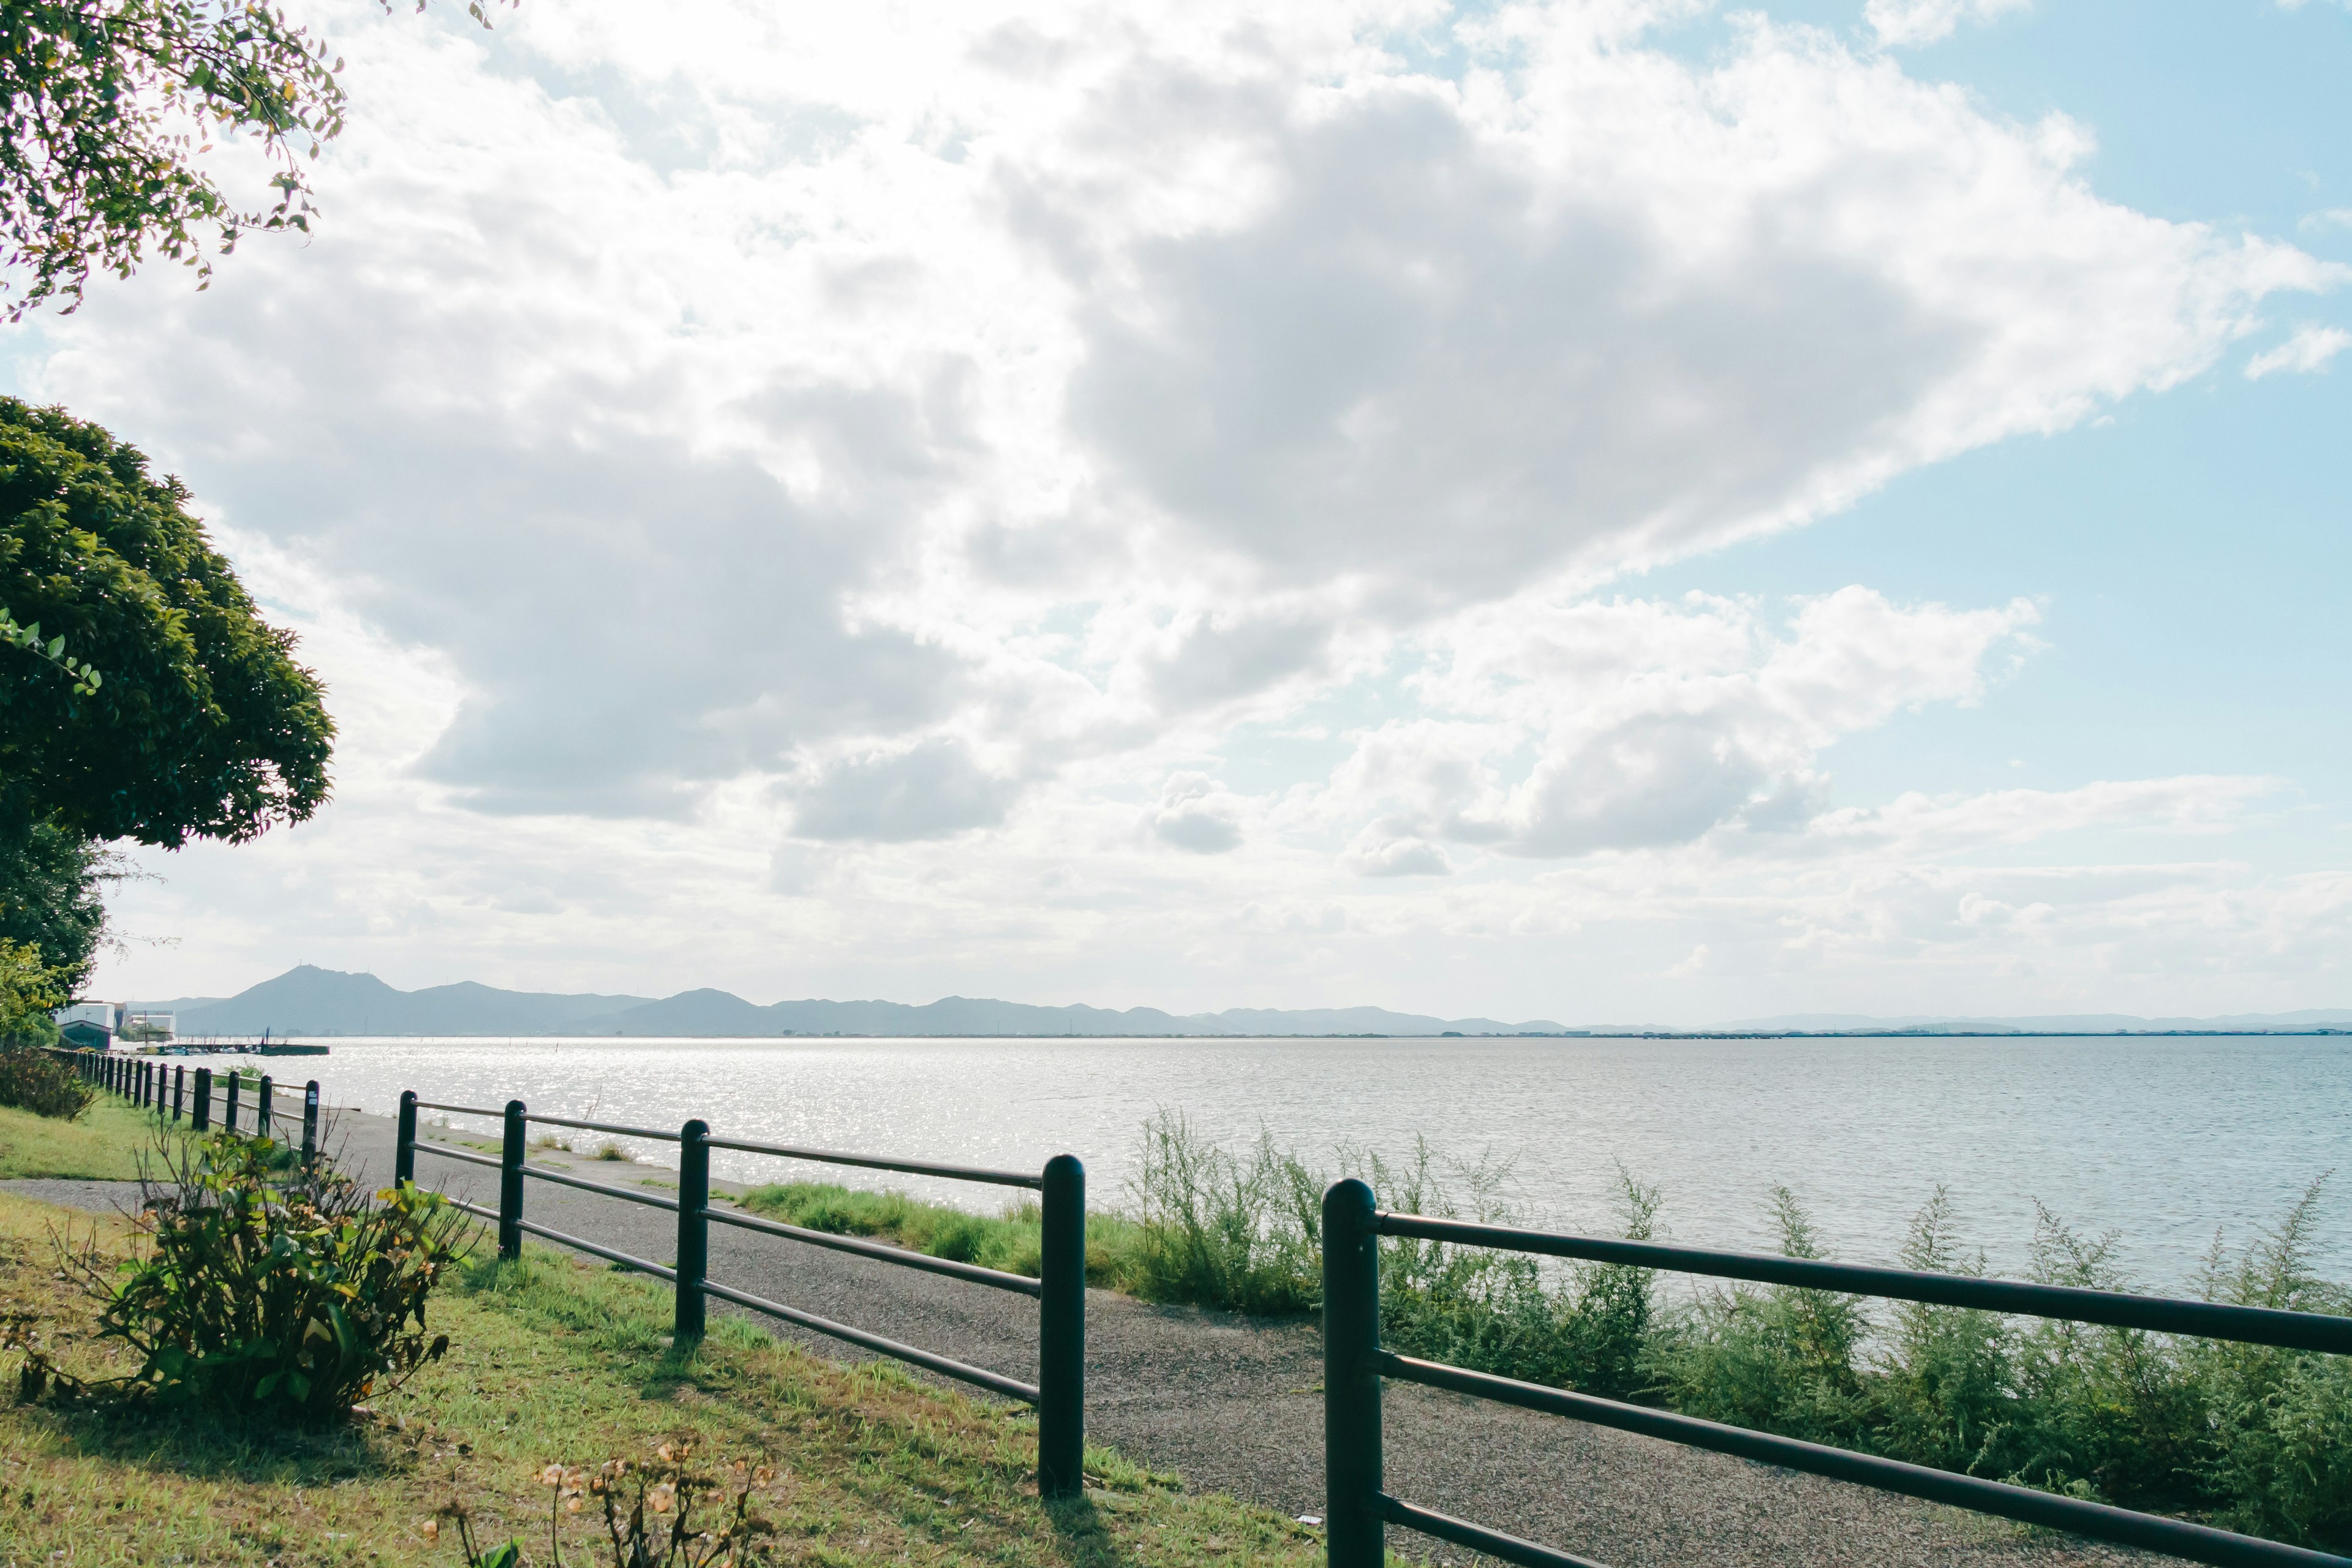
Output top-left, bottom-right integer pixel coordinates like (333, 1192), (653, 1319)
(11, 0), (2350, 1023)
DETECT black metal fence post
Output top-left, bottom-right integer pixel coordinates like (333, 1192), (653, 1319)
(301, 1080), (320, 1167)
(499, 1099), (526, 1261)
(172, 1064), (184, 1121)
(1323, 1177), (1384, 1568)
(258, 1076), (273, 1137)
(396, 1090), (418, 1188)
(190, 1066), (212, 1132)
(675, 1119), (710, 1343)
(1038, 1153), (1087, 1499)
(224, 1071), (242, 1133)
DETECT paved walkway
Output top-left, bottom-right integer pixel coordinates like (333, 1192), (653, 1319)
(6, 1102), (2140, 1568)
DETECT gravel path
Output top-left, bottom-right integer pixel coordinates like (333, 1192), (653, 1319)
(4, 1103), (2144, 1568)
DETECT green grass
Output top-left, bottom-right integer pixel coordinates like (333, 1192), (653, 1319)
(742, 1180), (1159, 1292)
(0, 1188), (1325, 1568)
(0, 1093), (178, 1179)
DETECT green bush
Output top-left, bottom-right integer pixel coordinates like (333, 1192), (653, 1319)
(1119, 1112), (1325, 1314)
(0, 1042), (93, 1120)
(34, 1130), (466, 1424)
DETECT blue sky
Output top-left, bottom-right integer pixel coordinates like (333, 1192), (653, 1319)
(12, 0), (2350, 1022)
(1642, 0), (2352, 815)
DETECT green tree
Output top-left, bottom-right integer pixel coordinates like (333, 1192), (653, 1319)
(2, 0), (502, 320)
(0, 815), (115, 996)
(1, 398), (333, 848)
(0, 935), (64, 1039)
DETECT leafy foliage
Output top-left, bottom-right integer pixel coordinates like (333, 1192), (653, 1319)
(0, 398), (333, 847)
(0, 815), (118, 997)
(0, 1039), (92, 1117)
(31, 1129), (464, 1422)
(0, 0), (505, 320)
(0, 604), (97, 692)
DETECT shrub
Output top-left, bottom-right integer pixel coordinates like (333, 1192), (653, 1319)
(1121, 1112), (1325, 1314)
(0, 1041), (93, 1120)
(32, 1129), (466, 1423)
(2187, 1178), (2352, 1547)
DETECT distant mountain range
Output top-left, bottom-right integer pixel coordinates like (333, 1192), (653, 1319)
(143, 966), (1575, 1038)
(129, 967), (2352, 1039)
(1719, 1010), (2352, 1033)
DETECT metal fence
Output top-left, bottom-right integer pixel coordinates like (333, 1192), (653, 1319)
(56, 1046), (323, 1160)
(45, 1046), (2352, 1561)
(393, 1090), (1088, 1498)
(1320, 1178), (2352, 1568)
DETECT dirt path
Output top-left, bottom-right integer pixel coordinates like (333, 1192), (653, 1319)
(4, 1103), (2140, 1568)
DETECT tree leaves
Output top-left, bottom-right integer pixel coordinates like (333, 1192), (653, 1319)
(0, 0), (511, 318)
(0, 398), (333, 846)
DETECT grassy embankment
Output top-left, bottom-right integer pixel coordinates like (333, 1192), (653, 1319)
(744, 1115), (2352, 1555)
(0, 1094), (172, 1179)
(0, 1164), (1319, 1568)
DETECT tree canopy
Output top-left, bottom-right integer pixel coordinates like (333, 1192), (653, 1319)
(0, 396), (333, 847)
(1, 0), (502, 319)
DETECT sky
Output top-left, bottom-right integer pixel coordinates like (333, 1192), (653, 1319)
(7, 0), (2349, 1025)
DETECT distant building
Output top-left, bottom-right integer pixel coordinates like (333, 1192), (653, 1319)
(54, 1000), (124, 1050)
(124, 1011), (176, 1043)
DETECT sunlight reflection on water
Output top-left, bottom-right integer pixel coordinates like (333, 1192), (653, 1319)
(202, 1033), (2350, 1289)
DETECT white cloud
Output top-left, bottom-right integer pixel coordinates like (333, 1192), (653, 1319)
(1149, 773), (1249, 854)
(1865, 0), (2031, 49)
(12, 0), (2345, 1015)
(2245, 324), (2352, 379)
(1321, 588), (2041, 864)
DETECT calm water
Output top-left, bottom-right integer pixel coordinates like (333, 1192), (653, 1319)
(200, 1033), (2352, 1289)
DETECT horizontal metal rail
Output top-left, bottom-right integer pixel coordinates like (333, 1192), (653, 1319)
(1374, 1213), (2352, 1356)
(521, 1162), (680, 1213)
(523, 1112), (682, 1143)
(414, 1099), (508, 1119)
(413, 1140), (503, 1173)
(705, 1204), (1042, 1296)
(518, 1216), (678, 1281)
(1373, 1496), (1607, 1568)
(1378, 1351), (2349, 1568)
(704, 1134), (1041, 1189)
(448, 1196), (678, 1281)
(698, 1278), (1038, 1403)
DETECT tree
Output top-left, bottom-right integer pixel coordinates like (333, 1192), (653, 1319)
(1, 396), (333, 848)
(1, 0), (496, 1003)
(0, 816), (115, 996)
(1, 0), (503, 320)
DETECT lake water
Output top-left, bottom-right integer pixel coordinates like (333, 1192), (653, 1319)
(198, 1033), (2352, 1289)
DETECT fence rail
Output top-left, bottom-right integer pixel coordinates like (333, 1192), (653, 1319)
(48, 1046), (2349, 1560)
(1322, 1180), (2352, 1568)
(394, 1088), (1088, 1498)
(51, 1047), (320, 1165)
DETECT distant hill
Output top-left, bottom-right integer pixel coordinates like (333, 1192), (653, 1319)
(1722, 1009), (2352, 1033)
(152, 967), (2350, 1039)
(168, 967), (655, 1037)
(165, 967), (1575, 1038)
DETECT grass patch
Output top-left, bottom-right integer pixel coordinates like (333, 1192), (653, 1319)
(741, 1181), (1161, 1290)
(0, 1189), (1324, 1567)
(0, 1094), (176, 1180)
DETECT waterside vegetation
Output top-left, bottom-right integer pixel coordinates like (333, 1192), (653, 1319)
(744, 1112), (2352, 1554)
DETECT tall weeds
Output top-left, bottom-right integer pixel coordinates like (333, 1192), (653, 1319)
(741, 1114), (2348, 1551)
